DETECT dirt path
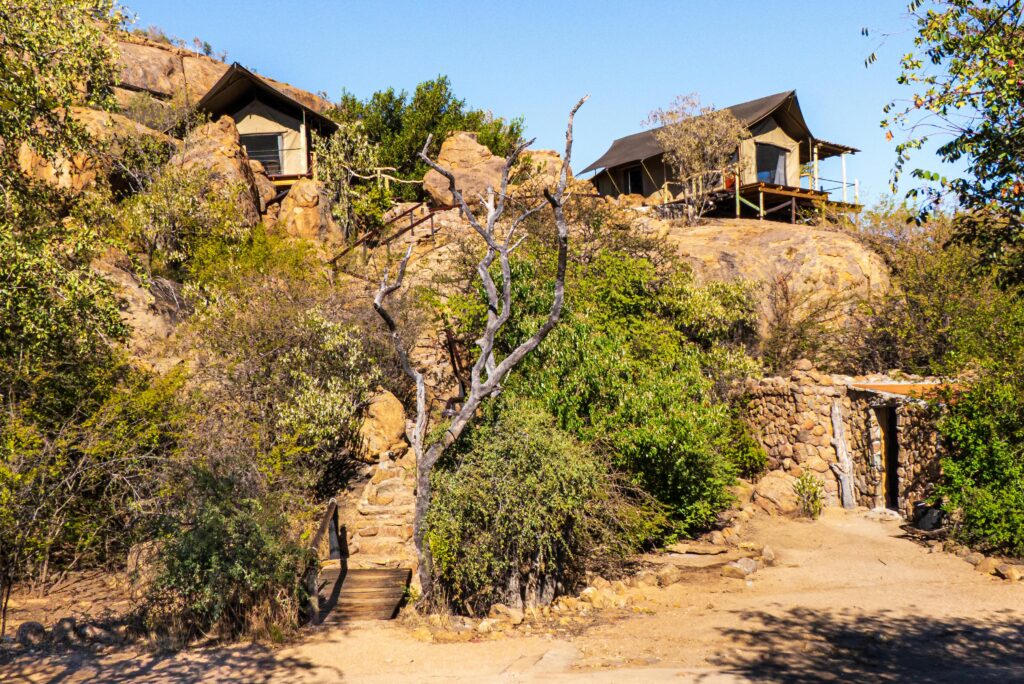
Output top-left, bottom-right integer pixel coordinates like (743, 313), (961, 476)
(5, 508), (1024, 683)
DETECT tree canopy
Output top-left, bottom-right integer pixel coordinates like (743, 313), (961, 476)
(879, 0), (1024, 283)
(329, 76), (524, 198)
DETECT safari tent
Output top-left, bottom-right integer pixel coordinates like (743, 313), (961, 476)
(195, 63), (337, 186)
(581, 91), (860, 221)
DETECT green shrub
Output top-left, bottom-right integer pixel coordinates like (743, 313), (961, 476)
(181, 229), (384, 497)
(793, 472), (825, 519)
(117, 165), (248, 278)
(442, 222), (761, 535)
(328, 76), (524, 200)
(148, 492), (311, 643)
(425, 401), (661, 615)
(937, 380), (1024, 556)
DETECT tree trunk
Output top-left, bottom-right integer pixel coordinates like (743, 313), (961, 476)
(829, 400), (856, 509)
(1, 582), (10, 638)
(413, 452), (435, 600)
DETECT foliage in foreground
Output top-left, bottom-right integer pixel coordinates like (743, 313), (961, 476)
(146, 492), (311, 644)
(932, 296), (1024, 557)
(426, 401), (661, 615)
(937, 380), (1024, 557)
(441, 203), (764, 539)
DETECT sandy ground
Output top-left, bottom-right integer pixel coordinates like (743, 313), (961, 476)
(5, 508), (1024, 683)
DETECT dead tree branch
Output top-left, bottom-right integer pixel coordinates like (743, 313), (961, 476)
(373, 95), (589, 601)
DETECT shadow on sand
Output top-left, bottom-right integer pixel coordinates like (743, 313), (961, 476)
(0, 639), (343, 683)
(708, 606), (1024, 683)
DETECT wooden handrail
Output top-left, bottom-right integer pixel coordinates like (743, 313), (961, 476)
(309, 498), (339, 557)
(329, 203), (441, 263)
(303, 498), (342, 625)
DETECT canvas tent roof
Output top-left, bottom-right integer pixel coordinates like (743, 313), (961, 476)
(195, 63), (338, 134)
(580, 90), (858, 174)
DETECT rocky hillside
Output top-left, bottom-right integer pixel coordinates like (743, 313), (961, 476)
(663, 218), (888, 296)
(658, 217), (890, 318)
(113, 34), (331, 114)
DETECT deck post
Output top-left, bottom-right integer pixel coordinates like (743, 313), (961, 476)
(735, 176), (740, 217)
(813, 144), (820, 191)
(841, 153), (848, 203)
(758, 189), (764, 220)
(790, 197), (796, 224)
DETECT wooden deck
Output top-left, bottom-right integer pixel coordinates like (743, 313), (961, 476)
(711, 182), (862, 223)
(317, 561), (411, 622)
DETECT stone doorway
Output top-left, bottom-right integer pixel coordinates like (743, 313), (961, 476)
(876, 406), (900, 510)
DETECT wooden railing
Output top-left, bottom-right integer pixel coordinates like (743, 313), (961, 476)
(303, 498), (343, 625)
(329, 202), (442, 264)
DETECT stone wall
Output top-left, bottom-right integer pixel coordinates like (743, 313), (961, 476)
(895, 402), (943, 517)
(741, 361), (945, 518)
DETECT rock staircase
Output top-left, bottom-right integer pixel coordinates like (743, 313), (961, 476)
(327, 390), (419, 613)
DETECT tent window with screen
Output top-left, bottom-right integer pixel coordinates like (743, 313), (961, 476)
(241, 133), (283, 175)
(756, 143), (788, 185)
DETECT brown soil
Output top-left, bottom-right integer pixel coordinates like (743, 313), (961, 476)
(5, 508), (1024, 682)
(3, 570), (132, 636)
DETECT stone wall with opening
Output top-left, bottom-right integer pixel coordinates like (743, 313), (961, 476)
(739, 361), (946, 518)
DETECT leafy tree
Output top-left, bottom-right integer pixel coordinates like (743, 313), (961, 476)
(330, 76), (524, 199)
(311, 123), (393, 240)
(878, 1), (1024, 283)
(0, 0), (123, 164)
(648, 94), (748, 224)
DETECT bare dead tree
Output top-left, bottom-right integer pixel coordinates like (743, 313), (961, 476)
(373, 96), (588, 600)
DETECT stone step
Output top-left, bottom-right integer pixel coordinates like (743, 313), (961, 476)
(357, 503), (415, 516)
(350, 524), (413, 540)
(351, 537), (412, 556)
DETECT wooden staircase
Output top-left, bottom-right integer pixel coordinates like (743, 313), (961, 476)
(329, 201), (445, 264)
(317, 561), (411, 623)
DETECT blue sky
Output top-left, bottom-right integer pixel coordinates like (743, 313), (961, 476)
(124, 0), (930, 205)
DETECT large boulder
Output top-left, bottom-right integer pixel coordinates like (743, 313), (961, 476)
(511, 149), (570, 196)
(168, 116), (261, 226)
(277, 178), (342, 243)
(752, 471), (799, 516)
(117, 39), (183, 98)
(17, 107), (174, 193)
(358, 390), (408, 461)
(115, 35), (332, 113)
(423, 132), (506, 207)
(660, 218), (890, 334)
(666, 219), (889, 300)
(92, 250), (182, 371)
